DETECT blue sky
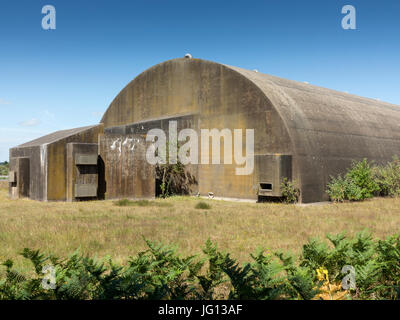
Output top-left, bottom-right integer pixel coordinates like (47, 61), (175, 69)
(0, 0), (399, 161)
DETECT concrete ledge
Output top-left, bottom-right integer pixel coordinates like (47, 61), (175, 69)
(296, 201), (331, 207)
(197, 195), (257, 203)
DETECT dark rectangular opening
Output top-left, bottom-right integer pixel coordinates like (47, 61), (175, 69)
(260, 183), (273, 191)
(155, 178), (162, 197)
(18, 158), (30, 198)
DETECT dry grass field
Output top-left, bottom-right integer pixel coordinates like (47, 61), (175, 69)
(1, 182), (400, 272)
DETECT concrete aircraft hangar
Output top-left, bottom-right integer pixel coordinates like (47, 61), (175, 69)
(8, 57), (400, 203)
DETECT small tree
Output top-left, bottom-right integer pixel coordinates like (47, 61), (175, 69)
(345, 159), (379, 200)
(155, 141), (197, 198)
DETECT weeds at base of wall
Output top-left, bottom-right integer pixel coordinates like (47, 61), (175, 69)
(280, 178), (300, 204)
(327, 158), (400, 202)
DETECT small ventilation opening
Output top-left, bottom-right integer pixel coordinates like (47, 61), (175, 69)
(260, 183), (273, 191)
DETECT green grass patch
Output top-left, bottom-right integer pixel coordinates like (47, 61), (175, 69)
(195, 201), (211, 210)
(114, 199), (172, 207)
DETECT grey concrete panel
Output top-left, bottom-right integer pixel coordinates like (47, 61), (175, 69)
(75, 154), (98, 165)
(74, 184), (97, 198)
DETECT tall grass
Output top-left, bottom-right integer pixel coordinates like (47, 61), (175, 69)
(2, 184), (400, 274)
(114, 199), (172, 207)
(195, 201), (211, 210)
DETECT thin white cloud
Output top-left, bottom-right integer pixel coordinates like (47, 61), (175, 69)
(19, 118), (41, 127)
(42, 109), (55, 119)
(0, 99), (10, 105)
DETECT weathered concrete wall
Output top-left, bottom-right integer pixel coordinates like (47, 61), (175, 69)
(101, 58), (293, 200)
(101, 58), (400, 202)
(10, 125), (104, 201)
(99, 133), (155, 200)
(9, 146), (44, 200)
(47, 124), (104, 201)
(105, 113), (199, 196)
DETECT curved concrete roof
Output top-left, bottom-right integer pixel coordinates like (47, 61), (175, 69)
(101, 58), (400, 202)
(227, 63), (400, 201)
(229, 63), (400, 160)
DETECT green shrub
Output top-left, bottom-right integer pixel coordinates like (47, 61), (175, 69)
(300, 231), (377, 298)
(326, 175), (362, 202)
(345, 159), (379, 199)
(280, 178), (300, 203)
(372, 157), (400, 197)
(0, 239), (318, 300)
(299, 231), (400, 300)
(195, 201), (211, 210)
(326, 159), (379, 202)
(3, 232), (400, 300)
